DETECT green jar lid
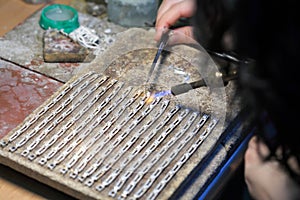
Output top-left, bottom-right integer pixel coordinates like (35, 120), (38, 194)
(39, 4), (79, 34)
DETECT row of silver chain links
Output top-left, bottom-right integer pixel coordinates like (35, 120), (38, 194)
(0, 72), (218, 199)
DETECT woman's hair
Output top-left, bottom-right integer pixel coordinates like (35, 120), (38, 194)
(193, 0), (300, 183)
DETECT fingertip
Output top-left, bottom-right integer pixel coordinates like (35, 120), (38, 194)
(167, 27), (197, 45)
(154, 32), (161, 42)
(154, 26), (167, 42)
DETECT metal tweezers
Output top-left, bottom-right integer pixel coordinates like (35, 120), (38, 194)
(146, 29), (171, 83)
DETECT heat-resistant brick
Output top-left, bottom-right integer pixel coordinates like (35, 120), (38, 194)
(43, 29), (95, 63)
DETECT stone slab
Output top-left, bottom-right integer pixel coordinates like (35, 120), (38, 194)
(43, 29), (94, 63)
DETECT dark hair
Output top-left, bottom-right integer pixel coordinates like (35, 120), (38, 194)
(193, 0), (300, 183)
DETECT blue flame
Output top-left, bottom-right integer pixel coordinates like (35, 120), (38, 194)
(154, 90), (172, 98)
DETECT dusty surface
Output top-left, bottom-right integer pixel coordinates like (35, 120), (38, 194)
(0, 3), (247, 199)
(79, 27), (241, 128)
(0, 6), (127, 82)
(0, 27), (245, 200)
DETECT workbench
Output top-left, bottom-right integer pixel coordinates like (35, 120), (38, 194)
(0, 1), (253, 199)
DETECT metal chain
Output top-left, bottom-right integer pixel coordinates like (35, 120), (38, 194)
(105, 100), (170, 197)
(60, 86), (133, 175)
(146, 117), (217, 200)
(48, 80), (123, 169)
(42, 78), (117, 169)
(83, 92), (149, 187)
(91, 96), (162, 192)
(120, 108), (190, 199)
(73, 89), (144, 181)
(108, 105), (180, 198)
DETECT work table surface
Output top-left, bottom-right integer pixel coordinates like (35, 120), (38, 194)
(0, 1), (249, 200)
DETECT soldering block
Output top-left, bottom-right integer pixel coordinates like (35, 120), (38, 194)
(43, 29), (95, 63)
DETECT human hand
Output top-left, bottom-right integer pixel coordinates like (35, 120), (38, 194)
(244, 136), (300, 200)
(155, 0), (196, 45)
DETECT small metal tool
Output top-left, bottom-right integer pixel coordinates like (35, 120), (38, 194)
(171, 73), (238, 95)
(146, 29), (171, 83)
(170, 51), (252, 95)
